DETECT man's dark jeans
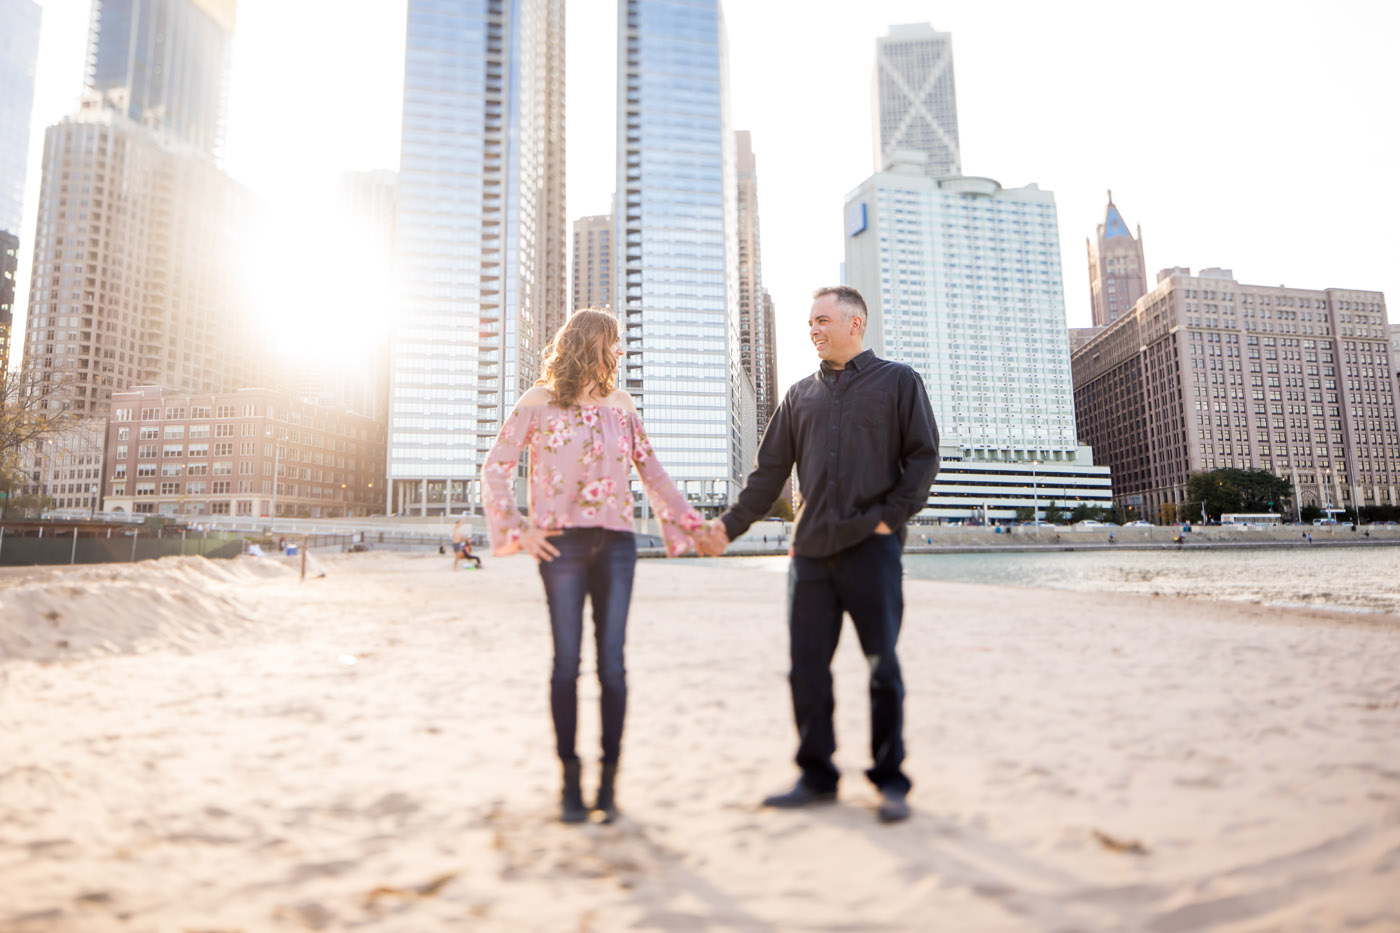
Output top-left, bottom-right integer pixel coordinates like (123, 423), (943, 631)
(538, 528), (637, 764)
(787, 531), (910, 793)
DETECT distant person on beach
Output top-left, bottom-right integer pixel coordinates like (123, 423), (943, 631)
(698, 286), (939, 823)
(451, 517), (482, 570)
(482, 309), (707, 824)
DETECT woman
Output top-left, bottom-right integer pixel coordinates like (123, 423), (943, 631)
(481, 308), (706, 823)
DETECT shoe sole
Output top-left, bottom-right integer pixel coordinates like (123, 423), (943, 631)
(762, 794), (837, 809)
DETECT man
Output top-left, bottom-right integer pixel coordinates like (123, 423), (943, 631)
(452, 516), (482, 570)
(702, 286), (939, 822)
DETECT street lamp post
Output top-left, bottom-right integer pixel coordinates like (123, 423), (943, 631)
(44, 438), (54, 516)
(1031, 459), (1040, 535)
(266, 426), (281, 524)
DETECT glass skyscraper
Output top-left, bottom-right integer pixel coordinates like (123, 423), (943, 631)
(0, 0), (41, 374)
(390, 0), (566, 516)
(0, 0), (41, 237)
(616, 0), (741, 505)
(85, 0), (236, 158)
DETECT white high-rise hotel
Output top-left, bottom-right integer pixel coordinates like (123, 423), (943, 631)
(844, 153), (1110, 519)
(845, 152), (1079, 460)
(845, 23), (1111, 521)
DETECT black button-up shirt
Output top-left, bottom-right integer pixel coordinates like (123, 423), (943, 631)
(720, 349), (940, 558)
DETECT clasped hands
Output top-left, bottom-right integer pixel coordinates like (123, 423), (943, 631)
(694, 518), (730, 556)
(693, 518), (888, 556)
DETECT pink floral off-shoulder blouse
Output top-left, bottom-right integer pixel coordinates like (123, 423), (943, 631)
(481, 402), (705, 557)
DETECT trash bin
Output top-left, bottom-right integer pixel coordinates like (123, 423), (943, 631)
(286, 544), (298, 557)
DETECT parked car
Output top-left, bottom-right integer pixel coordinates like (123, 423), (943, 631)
(1125, 520), (1153, 527)
(1313, 518), (1336, 526)
(1073, 520), (1105, 528)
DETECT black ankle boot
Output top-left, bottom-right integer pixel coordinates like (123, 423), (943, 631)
(560, 759), (587, 823)
(593, 761), (619, 823)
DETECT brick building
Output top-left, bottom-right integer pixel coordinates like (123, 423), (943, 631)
(1072, 267), (1398, 517)
(102, 386), (385, 518)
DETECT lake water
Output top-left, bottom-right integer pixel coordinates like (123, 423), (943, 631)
(719, 547), (1400, 616)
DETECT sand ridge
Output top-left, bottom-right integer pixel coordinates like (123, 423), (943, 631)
(0, 551), (1397, 931)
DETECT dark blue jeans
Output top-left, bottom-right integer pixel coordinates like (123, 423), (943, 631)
(787, 532), (910, 793)
(538, 528), (637, 764)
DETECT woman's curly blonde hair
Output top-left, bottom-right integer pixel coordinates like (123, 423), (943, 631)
(537, 308), (620, 407)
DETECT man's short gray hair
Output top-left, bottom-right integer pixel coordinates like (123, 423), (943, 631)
(813, 285), (867, 332)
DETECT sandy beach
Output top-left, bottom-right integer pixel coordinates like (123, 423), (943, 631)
(2, 550), (1398, 932)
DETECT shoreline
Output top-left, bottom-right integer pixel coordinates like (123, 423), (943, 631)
(643, 534), (1400, 559)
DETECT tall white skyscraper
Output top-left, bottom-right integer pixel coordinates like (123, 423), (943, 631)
(844, 151), (1079, 461)
(616, 0), (742, 505)
(389, 0), (566, 516)
(873, 23), (961, 179)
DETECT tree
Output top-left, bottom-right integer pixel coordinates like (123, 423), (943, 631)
(765, 496), (795, 522)
(1014, 506), (1034, 523)
(1043, 500), (1066, 524)
(1300, 504), (1323, 523)
(1, 366), (77, 519)
(1186, 468), (1292, 521)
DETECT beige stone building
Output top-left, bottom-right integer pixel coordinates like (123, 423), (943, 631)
(1086, 192), (1148, 327)
(1068, 326), (1105, 354)
(102, 386), (385, 519)
(21, 100), (272, 418)
(1391, 323), (1399, 397)
(571, 213), (612, 312)
(1072, 267), (1399, 517)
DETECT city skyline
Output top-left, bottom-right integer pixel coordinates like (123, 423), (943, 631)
(12, 0), (1399, 397)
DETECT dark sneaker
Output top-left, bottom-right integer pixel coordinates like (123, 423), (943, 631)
(762, 779), (837, 809)
(876, 787), (910, 823)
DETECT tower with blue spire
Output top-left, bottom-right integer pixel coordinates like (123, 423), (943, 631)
(1086, 190), (1148, 327)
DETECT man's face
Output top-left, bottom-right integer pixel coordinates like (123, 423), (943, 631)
(808, 294), (863, 366)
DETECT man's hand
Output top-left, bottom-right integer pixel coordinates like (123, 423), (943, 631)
(874, 521), (892, 535)
(696, 518), (730, 556)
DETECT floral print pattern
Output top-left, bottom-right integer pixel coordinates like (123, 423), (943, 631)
(481, 403), (705, 557)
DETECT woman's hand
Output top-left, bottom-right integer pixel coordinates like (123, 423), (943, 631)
(520, 526), (563, 562)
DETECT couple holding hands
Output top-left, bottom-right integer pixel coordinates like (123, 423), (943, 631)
(482, 286), (940, 824)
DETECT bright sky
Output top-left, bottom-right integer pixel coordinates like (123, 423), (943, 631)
(16, 0), (1400, 393)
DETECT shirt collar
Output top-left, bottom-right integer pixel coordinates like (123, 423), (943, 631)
(818, 347), (875, 379)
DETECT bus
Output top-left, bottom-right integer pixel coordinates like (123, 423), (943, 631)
(1221, 513), (1282, 526)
